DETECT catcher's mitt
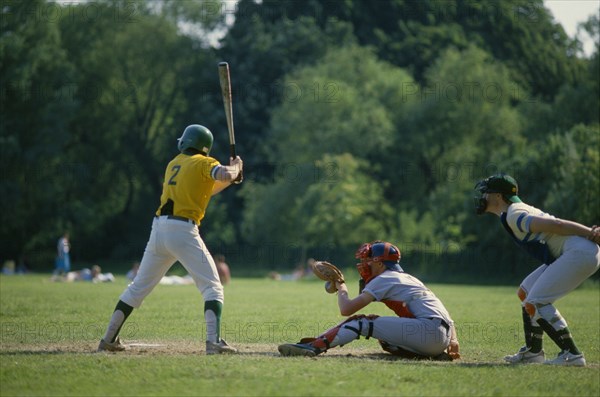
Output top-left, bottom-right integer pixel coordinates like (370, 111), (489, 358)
(311, 261), (345, 293)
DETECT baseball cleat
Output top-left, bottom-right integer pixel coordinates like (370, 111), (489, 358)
(206, 339), (238, 355)
(545, 350), (586, 367)
(97, 336), (127, 352)
(278, 343), (322, 357)
(504, 346), (545, 364)
(432, 351), (454, 361)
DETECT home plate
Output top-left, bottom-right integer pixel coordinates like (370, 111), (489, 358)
(128, 343), (166, 348)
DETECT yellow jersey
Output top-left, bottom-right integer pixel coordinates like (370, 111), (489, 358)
(155, 153), (220, 226)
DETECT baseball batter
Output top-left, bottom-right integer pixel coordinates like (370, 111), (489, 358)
(278, 241), (461, 360)
(475, 174), (600, 366)
(98, 124), (243, 354)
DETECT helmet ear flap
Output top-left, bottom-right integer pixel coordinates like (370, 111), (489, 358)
(177, 138), (185, 152)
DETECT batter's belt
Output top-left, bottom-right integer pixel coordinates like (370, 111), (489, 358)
(157, 199), (197, 225)
(155, 215), (196, 226)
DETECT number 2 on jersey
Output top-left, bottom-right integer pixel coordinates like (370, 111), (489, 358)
(168, 165), (181, 185)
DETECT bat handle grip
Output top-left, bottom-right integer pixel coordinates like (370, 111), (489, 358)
(230, 145), (242, 184)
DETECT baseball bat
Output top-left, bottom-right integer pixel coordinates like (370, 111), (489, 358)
(218, 61), (237, 159)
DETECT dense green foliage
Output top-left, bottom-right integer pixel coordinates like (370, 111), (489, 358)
(1, 0), (598, 281)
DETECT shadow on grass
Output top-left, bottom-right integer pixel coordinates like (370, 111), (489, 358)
(272, 351), (508, 367)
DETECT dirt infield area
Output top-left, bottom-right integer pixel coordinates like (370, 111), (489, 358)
(0, 341), (443, 361)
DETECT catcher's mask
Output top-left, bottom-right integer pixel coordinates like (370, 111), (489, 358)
(355, 241), (403, 283)
(474, 173), (521, 215)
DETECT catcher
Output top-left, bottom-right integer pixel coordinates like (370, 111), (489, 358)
(278, 241), (460, 360)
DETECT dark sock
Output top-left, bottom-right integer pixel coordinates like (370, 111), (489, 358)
(116, 300), (134, 317)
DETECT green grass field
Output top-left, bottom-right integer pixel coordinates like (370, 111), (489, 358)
(1, 274), (598, 396)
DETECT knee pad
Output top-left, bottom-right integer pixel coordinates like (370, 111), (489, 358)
(524, 301), (567, 329)
(517, 287), (527, 302)
(524, 302), (537, 319)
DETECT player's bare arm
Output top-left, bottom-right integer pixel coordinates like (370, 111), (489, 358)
(211, 180), (232, 196)
(336, 281), (374, 316)
(591, 225), (600, 244)
(528, 216), (597, 241)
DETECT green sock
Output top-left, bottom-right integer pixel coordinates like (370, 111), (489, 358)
(204, 300), (223, 343)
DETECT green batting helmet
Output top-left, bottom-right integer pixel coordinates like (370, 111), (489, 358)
(177, 124), (213, 155)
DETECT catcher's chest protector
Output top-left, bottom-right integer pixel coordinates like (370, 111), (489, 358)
(382, 300), (415, 318)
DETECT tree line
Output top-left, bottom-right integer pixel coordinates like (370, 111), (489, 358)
(1, 0), (598, 282)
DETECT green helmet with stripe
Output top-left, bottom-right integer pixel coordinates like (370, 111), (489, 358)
(177, 124), (213, 155)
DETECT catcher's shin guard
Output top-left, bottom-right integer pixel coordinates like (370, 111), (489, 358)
(310, 315), (378, 350)
(310, 326), (340, 350)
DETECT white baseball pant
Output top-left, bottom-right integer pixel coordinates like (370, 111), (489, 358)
(521, 236), (600, 305)
(334, 317), (451, 356)
(120, 217), (223, 308)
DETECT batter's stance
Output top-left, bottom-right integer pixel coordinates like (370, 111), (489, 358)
(475, 174), (600, 366)
(278, 241), (461, 360)
(98, 124), (243, 354)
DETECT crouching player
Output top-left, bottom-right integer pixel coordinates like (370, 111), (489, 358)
(278, 241), (460, 360)
(475, 173), (600, 366)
